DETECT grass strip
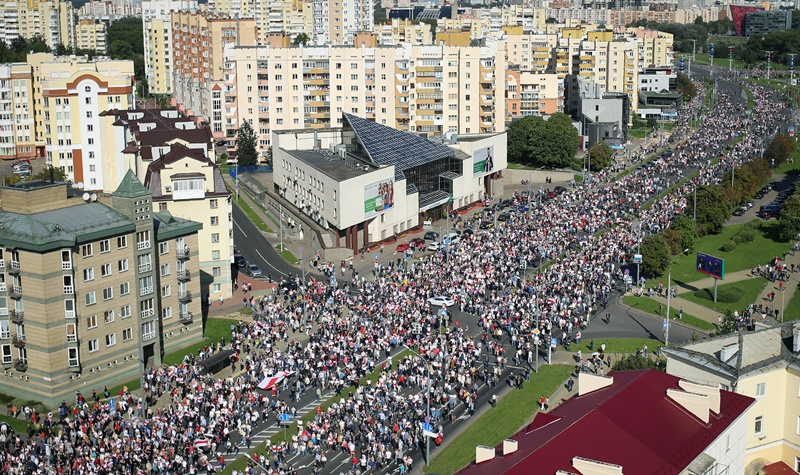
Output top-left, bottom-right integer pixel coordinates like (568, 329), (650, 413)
(623, 295), (715, 331)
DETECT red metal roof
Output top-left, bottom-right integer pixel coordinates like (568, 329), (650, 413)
(455, 370), (754, 475)
(762, 461), (799, 475)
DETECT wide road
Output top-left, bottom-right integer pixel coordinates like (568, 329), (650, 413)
(231, 203), (304, 282)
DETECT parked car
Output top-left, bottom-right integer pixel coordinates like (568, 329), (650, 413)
(427, 295), (455, 307)
(245, 264), (262, 277)
(497, 213), (511, 222)
(396, 243), (410, 252)
(233, 253), (246, 267)
(424, 231), (440, 241)
(410, 237), (426, 249)
(554, 186), (568, 194)
(427, 241), (441, 251)
(733, 208), (745, 216)
(444, 232), (460, 244)
(479, 221), (494, 230)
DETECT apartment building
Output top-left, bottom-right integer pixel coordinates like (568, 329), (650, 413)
(77, 0), (141, 22)
(0, 63), (36, 161)
(504, 33), (557, 73)
(0, 174), (202, 407)
(142, 0), (199, 96)
(27, 53), (135, 191)
(373, 19), (432, 46)
(0, 0), (74, 49)
(170, 11), (257, 121)
(506, 67), (563, 119)
(76, 19), (108, 54)
(218, 41), (507, 156)
(96, 107), (233, 299)
(665, 324), (800, 472)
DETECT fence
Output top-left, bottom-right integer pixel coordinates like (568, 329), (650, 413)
(229, 165), (272, 178)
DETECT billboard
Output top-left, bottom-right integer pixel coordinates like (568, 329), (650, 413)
(364, 179), (394, 218)
(696, 252), (725, 280)
(472, 145), (495, 177)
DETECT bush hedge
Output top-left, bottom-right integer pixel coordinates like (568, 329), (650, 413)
(693, 286), (742, 303)
(720, 240), (737, 252)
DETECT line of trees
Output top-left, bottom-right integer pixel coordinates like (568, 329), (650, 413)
(506, 113), (581, 169)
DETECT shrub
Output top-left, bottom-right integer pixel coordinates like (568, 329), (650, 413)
(735, 229), (755, 243)
(693, 287), (742, 303)
(720, 240), (737, 252)
(731, 235), (743, 245)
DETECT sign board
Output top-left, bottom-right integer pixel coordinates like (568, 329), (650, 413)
(472, 145), (495, 178)
(790, 126), (796, 137)
(633, 254), (642, 264)
(364, 179), (395, 218)
(279, 413), (292, 424)
(550, 338), (558, 348)
(696, 252), (725, 280)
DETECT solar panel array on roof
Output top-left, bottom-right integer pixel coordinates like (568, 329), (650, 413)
(343, 114), (456, 179)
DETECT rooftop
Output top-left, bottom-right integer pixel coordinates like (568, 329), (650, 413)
(289, 149), (376, 182)
(456, 369), (754, 475)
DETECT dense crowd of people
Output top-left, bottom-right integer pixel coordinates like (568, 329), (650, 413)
(0, 77), (791, 475)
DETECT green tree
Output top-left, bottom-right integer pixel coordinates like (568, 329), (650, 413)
(107, 17), (145, 80)
(640, 235), (671, 277)
(695, 184), (731, 236)
(613, 354), (666, 372)
(235, 120), (258, 166)
(779, 193), (800, 242)
(420, 19), (437, 42)
(714, 309), (741, 336)
(671, 215), (697, 252)
(588, 142), (613, 172)
(764, 134), (796, 167)
(292, 33), (310, 46)
(675, 73), (697, 99)
(374, 6), (389, 25)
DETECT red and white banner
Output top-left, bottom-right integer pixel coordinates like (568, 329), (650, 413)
(258, 371), (296, 390)
(194, 438), (210, 449)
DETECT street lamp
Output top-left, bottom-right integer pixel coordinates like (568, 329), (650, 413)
(404, 345), (432, 466)
(665, 248), (690, 347)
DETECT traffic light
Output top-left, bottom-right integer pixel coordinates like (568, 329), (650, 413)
(709, 44), (715, 57)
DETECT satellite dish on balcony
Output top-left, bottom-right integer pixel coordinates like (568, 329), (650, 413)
(82, 192), (90, 201)
(76, 182), (84, 189)
(90, 193), (97, 202)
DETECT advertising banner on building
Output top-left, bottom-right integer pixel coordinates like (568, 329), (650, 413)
(473, 145), (495, 177)
(364, 179), (394, 218)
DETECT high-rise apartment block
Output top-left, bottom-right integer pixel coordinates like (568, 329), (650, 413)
(142, 0), (199, 96)
(0, 0), (75, 49)
(0, 62), (36, 161)
(0, 174), (203, 407)
(76, 19), (108, 54)
(216, 41), (507, 155)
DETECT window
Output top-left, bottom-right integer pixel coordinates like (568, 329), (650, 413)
(211, 216), (219, 226)
(66, 323), (77, 343)
(159, 242), (169, 255)
(212, 250), (220, 260)
(67, 348), (79, 367)
(86, 314), (97, 329)
(83, 268), (94, 281)
(101, 263), (111, 277)
(85, 291), (96, 306)
(102, 287), (113, 301)
(163, 306), (172, 319)
(755, 416), (763, 434)
(142, 321), (155, 341)
(1, 345), (11, 364)
(99, 239), (110, 253)
(118, 259), (129, 272)
(211, 233), (220, 243)
(88, 339), (99, 352)
(104, 310), (115, 324)
(0, 320), (8, 339)
(117, 236), (128, 249)
(210, 199), (218, 209)
(162, 285), (171, 298)
(122, 328), (132, 341)
(81, 244), (93, 257)
(757, 383), (766, 398)
(213, 283), (221, 293)
(105, 333), (116, 347)
(161, 263), (170, 276)
(212, 267), (221, 276)
(120, 305), (131, 319)
(119, 282), (130, 296)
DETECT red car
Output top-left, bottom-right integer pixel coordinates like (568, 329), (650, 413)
(409, 238), (426, 249)
(396, 243), (410, 252)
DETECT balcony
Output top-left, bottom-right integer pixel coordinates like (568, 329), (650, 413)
(9, 285), (21, 299)
(0, 282), (5, 292)
(179, 311), (193, 324)
(7, 261), (20, 274)
(62, 261), (72, 270)
(176, 247), (190, 260)
(177, 270), (191, 281)
(138, 264), (152, 273)
(141, 308), (155, 319)
(140, 286), (153, 297)
(12, 334), (25, 347)
(14, 358), (27, 372)
(137, 241), (151, 251)
(178, 290), (193, 302)
(9, 310), (22, 323)
(63, 285), (74, 294)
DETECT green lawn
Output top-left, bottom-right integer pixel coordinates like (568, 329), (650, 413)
(623, 295), (715, 330)
(0, 414), (28, 433)
(782, 287), (800, 322)
(507, 163), (534, 170)
(234, 198), (274, 233)
(573, 337), (663, 355)
(693, 53), (749, 70)
(162, 317), (234, 366)
(629, 129), (647, 139)
(663, 221), (788, 284)
(681, 278), (769, 314)
(425, 365), (572, 475)
(275, 244), (299, 264)
(773, 149), (800, 175)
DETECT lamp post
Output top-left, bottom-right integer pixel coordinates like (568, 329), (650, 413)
(404, 345), (432, 466)
(665, 248), (690, 347)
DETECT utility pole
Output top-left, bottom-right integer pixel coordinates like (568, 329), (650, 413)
(728, 46), (734, 72)
(790, 53), (797, 140)
(766, 50), (773, 80)
(709, 43), (715, 67)
(691, 39), (697, 61)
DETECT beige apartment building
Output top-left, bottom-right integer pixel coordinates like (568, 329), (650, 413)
(27, 52), (135, 192)
(0, 173), (203, 407)
(0, 62), (36, 161)
(76, 19), (108, 54)
(665, 324), (800, 473)
(142, 0), (200, 96)
(217, 41), (507, 156)
(170, 11), (257, 121)
(0, 0), (75, 50)
(373, 19), (432, 46)
(506, 67), (563, 119)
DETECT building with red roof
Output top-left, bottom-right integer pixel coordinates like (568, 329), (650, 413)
(455, 369), (754, 475)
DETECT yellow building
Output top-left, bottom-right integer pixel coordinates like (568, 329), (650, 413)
(76, 19), (108, 54)
(27, 53), (135, 191)
(373, 19), (432, 46)
(0, 174), (203, 407)
(142, 0), (200, 96)
(0, 63), (36, 161)
(666, 325), (800, 473)
(0, 0), (74, 50)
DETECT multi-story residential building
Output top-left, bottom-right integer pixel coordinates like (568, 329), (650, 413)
(506, 67), (563, 118)
(665, 323), (800, 472)
(0, 173), (202, 407)
(0, 0), (74, 50)
(0, 62), (36, 161)
(142, 0), (199, 96)
(76, 19), (108, 54)
(27, 53), (135, 191)
(77, 0), (141, 22)
(373, 19), (432, 46)
(217, 41), (507, 156)
(170, 11), (257, 121)
(504, 33), (557, 73)
(97, 107), (233, 299)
